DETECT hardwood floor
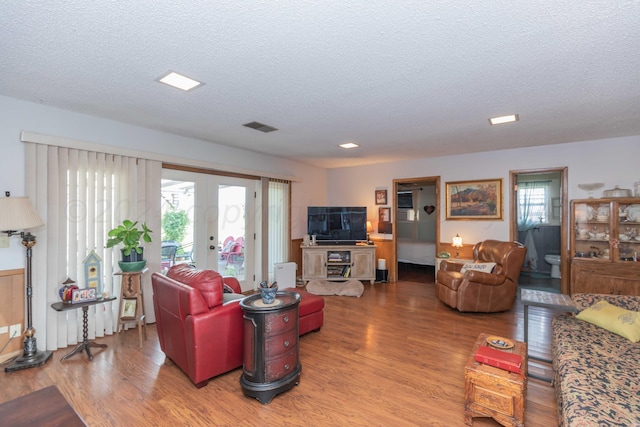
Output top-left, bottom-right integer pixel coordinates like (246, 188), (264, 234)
(1, 280), (558, 426)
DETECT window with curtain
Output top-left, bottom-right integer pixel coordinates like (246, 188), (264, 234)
(517, 181), (550, 270)
(24, 142), (161, 352)
(518, 181), (549, 230)
(267, 179), (290, 282)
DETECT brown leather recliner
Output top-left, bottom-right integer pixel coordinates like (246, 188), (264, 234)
(435, 240), (526, 312)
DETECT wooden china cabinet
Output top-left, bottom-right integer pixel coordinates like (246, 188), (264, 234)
(570, 198), (640, 295)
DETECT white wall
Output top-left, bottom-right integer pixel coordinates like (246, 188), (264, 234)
(3, 94), (639, 265)
(326, 135), (640, 244)
(0, 95), (327, 270)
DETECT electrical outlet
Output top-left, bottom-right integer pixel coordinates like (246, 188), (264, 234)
(0, 326), (8, 334)
(10, 324), (21, 337)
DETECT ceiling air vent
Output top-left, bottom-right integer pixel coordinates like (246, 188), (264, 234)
(243, 121), (278, 133)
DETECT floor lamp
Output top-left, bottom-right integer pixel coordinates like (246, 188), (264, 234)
(0, 193), (52, 372)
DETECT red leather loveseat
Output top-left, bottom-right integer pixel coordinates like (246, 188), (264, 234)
(152, 264), (324, 388)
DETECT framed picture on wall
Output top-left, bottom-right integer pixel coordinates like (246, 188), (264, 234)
(375, 189), (387, 205)
(379, 207), (391, 222)
(445, 179), (503, 220)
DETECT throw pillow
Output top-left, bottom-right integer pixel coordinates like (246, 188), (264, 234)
(576, 300), (640, 343)
(460, 262), (496, 274)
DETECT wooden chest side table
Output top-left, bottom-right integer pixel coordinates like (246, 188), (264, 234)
(240, 291), (301, 404)
(464, 333), (527, 427)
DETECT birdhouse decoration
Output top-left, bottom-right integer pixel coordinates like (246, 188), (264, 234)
(83, 249), (103, 295)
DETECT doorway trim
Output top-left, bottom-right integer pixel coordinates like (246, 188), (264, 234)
(509, 167), (568, 294)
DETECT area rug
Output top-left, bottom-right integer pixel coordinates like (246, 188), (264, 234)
(306, 279), (365, 297)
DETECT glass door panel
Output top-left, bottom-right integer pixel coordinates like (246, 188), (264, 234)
(217, 185), (247, 281)
(161, 169), (258, 291)
(161, 176), (195, 270)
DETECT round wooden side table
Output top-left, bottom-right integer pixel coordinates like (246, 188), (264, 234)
(239, 291), (301, 404)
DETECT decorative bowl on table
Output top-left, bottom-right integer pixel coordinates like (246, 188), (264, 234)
(485, 335), (514, 349)
(118, 260), (147, 272)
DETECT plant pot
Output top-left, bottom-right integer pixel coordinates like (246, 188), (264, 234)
(118, 260), (147, 272)
(121, 248), (144, 262)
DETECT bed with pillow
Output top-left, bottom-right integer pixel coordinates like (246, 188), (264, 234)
(552, 293), (640, 426)
(397, 240), (436, 266)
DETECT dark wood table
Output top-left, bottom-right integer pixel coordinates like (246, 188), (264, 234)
(51, 296), (117, 361)
(0, 385), (86, 426)
(240, 291), (301, 404)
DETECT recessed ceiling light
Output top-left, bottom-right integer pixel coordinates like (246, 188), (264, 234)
(157, 71), (203, 91)
(339, 142), (359, 149)
(489, 114), (519, 125)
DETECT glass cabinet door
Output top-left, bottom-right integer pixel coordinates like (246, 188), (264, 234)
(617, 201), (640, 261)
(572, 198), (640, 263)
(573, 201), (611, 260)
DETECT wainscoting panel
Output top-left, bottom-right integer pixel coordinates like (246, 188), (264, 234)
(0, 269), (25, 363)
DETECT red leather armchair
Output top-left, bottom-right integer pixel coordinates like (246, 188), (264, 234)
(435, 240), (527, 312)
(151, 264), (244, 388)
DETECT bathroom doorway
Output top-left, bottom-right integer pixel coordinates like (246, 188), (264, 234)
(510, 168), (568, 294)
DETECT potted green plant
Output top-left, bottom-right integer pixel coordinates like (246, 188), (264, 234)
(106, 220), (153, 269)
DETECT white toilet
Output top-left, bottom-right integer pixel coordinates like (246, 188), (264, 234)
(544, 254), (561, 279)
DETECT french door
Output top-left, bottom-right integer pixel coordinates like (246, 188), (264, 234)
(161, 169), (258, 291)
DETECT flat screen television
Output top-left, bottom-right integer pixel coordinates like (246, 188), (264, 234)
(307, 206), (367, 245)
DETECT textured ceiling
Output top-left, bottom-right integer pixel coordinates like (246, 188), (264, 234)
(2, 1), (640, 168)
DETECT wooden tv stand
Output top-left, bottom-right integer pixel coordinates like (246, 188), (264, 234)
(301, 244), (376, 284)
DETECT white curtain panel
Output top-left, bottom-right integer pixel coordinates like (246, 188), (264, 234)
(267, 179), (290, 282)
(24, 142), (161, 352)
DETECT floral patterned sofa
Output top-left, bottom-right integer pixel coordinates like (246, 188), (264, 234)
(551, 293), (640, 426)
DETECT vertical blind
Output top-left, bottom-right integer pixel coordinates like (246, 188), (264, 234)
(267, 179), (290, 281)
(24, 142), (161, 351)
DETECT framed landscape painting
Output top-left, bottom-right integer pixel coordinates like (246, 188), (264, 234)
(445, 179), (503, 220)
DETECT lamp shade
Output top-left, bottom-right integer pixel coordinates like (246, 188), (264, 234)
(366, 221), (373, 232)
(452, 234), (463, 248)
(0, 197), (44, 231)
